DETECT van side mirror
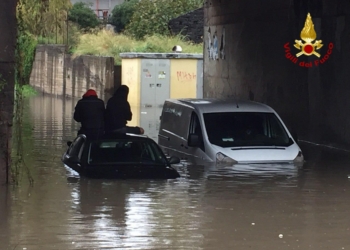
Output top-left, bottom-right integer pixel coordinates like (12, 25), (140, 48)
(188, 134), (201, 147)
(169, 156), (180, 164)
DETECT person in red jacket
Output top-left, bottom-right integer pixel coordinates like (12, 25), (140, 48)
(74, 89), (105, 138)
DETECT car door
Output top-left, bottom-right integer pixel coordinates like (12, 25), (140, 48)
(126, 140), (166, 179)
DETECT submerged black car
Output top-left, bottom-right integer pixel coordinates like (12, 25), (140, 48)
(62, 133), (181, 179)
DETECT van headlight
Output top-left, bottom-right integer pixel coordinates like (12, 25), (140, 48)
(293, 151), (304, 166)
(216, 152), (238, 166)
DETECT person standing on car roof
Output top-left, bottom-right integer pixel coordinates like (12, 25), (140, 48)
(105, 85), (144, 135)
(74, 89), (105, 138)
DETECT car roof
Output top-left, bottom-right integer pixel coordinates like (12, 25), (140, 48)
(80, 133), (150, 142)
(165, 98), (276, 113)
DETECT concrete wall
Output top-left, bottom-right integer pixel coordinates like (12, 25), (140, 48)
(204, 0), (350, 146)
(30, 45), (116, 101)
(169, 8), (204, 44)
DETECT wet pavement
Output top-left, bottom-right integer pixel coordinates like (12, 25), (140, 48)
(1, 95), (350, 250)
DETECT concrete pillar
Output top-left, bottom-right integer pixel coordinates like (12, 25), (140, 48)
(204, 0), (350, 145)
(0, 1), (17, 184)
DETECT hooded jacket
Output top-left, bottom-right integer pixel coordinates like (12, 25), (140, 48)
(74, 89), (105, 131)
(105, 85), (132, 132)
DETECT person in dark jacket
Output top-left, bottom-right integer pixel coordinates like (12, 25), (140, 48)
(105, 85), (144, 135)
(74, 89), (105, 138)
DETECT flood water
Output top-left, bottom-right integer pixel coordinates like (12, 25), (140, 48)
(1, 94), (350, 250)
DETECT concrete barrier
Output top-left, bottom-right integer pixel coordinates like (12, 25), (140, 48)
(30, 45), (118, 101)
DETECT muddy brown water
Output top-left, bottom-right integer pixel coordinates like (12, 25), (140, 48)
(1, 95), (350, 250)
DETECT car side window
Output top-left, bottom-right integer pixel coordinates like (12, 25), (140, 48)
(67, 138), (78, 156)
(68, 136), (85, 157)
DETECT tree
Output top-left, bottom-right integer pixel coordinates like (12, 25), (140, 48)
(126, 0), (203, 40)
(68, 2), (100, 30)
(110, 0), (139, 33)
(17, 0), (72, 37)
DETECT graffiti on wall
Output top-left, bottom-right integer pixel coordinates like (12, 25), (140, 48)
(176, 71), (197, 82)
(207, 27), (225, 60)
(208, 28), (218, 60)
(220, 27), (226, 59)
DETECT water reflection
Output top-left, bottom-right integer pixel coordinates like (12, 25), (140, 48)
(176, 161), (300, 184)
(2, 94), (350, 249)
(60, 179), (207, 249)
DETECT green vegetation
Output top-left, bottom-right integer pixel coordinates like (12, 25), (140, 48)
(73, 0), (204, 63)
(17, 0), (81, 50)
(18, 85), (38, 98)
(68, 2), (100, 30)
(110, 0), (139, 33)
(16, 0), (204, 66)
(126, 0), (203, 40)
(72, 30), (203, 65)
(16, 32), (37, 86)
(36, 25), (81, 52)
(17, 0), (72, 37)
(14, 1), (43, 185)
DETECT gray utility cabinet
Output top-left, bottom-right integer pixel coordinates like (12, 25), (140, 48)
(140, 59), (171, 140)
(120, 52), (203, 141)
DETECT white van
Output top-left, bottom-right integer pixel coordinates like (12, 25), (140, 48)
(158, 98), (304, 165)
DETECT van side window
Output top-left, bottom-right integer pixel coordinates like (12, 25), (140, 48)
(160, 102), (191, 139)
(189, 112), (205, 151)
(160, 102), (181, 134)
(268, 115), (290, 143)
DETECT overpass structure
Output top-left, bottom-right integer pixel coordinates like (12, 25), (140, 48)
(203, 0), (350, 146)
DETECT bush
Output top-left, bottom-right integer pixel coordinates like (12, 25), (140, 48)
(36, 22), (81, 53)
(72, 29), (203, 65)
(16, 31), (37, 86)
(126, 0), (203, 40)
(110, 0), (139, 33)
(17, 0), (72, 37)
(68, 2), (100, 30)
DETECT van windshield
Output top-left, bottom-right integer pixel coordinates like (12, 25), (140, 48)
(203, 112), (293, 147)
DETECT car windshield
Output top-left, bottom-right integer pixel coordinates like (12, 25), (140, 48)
(203, 112), (292, 147)
(87, 139), (167, 165)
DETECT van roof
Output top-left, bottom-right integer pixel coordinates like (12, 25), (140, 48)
(166, 98), (275, 113)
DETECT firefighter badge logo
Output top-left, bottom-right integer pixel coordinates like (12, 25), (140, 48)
(284, 12), (333, 67)
(294, 13), (323, 57)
